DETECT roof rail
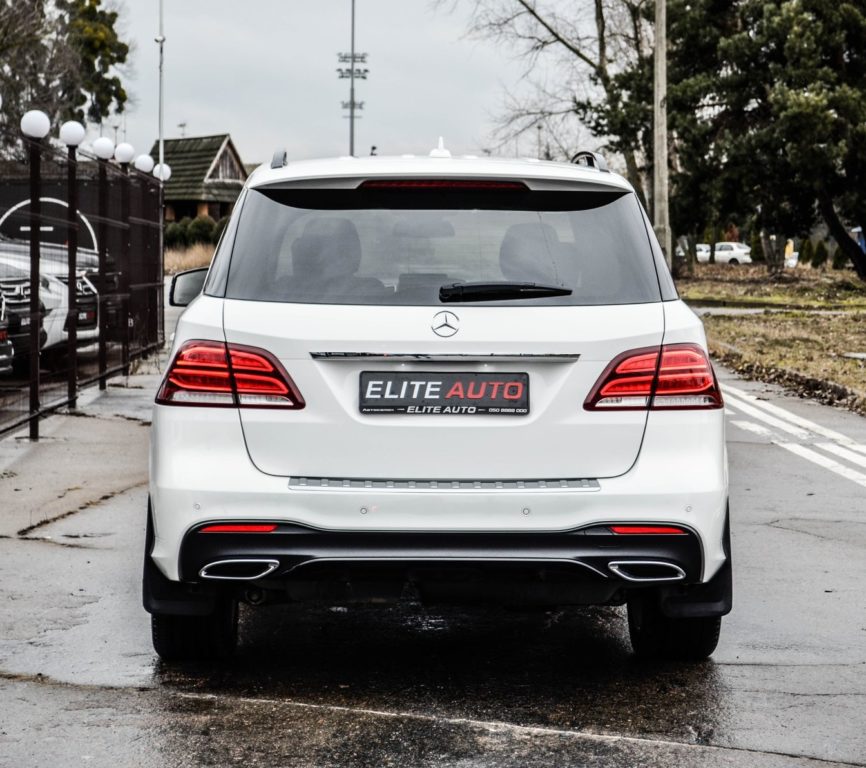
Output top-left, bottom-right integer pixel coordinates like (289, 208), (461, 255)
(271, 148), (288, 169)
(570, 151), (609, 172)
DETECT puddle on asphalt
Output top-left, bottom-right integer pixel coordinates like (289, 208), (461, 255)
(154, 602), (725, 744)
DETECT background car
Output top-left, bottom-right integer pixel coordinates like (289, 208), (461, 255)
(0, 258), (100, 372)
(0, 296), (12, 375)
(701, 242), (752, 264)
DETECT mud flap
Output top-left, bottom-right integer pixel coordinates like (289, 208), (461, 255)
(142, 499), (218, 617)
(659, 505), (732, 619)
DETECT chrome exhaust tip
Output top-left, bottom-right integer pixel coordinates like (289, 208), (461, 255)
(608, 560), (686, 583)
(199, 559), (280, 581)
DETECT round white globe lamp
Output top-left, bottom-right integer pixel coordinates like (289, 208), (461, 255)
(92, 136), (115, 160)
(20, 110), (51, 139)
(134, 155), (155, 173)
(59, 120), (86, 146)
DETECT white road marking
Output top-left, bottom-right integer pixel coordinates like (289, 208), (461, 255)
(776, 443), (866, 489)
(816, 442), (866, 470)
(723, 394), (812, 440)
(724, 384), (866, 487)
(730, 420), (773, 438)
(723, 384), (866, 453)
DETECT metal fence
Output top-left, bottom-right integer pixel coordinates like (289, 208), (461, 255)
(0, 136), (163, 438)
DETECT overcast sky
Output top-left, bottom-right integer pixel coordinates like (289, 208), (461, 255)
(114, 1), (530, 167)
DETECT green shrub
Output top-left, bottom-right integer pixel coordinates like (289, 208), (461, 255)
(749, 231), (764, 262)
(212, 216), (229, 244)
(812, 240), (829, 268)
(188, 215), (216, 245)
(831, 245), (849, 270)
(164, 221), (187, 249)
(799, 238), (814, 267)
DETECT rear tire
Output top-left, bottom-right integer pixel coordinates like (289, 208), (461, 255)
(627, 592), (721, 661)
(728, 258), (739, 265)
(151, 598), (238, 662)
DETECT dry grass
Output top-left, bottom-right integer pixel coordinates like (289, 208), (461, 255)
(704, 311), (866, 413)
(676, 264), (866, 309)
(164, 243), (214, 275)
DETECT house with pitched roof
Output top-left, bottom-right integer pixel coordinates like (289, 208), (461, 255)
(148, 134), (248, 222)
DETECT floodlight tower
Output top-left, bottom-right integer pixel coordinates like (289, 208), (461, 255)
(337, 0), (369, 156)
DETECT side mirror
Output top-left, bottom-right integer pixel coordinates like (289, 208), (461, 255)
(169, 267), (208, 307)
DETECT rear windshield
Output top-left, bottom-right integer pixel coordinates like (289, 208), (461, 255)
(223, 187), (662, 306)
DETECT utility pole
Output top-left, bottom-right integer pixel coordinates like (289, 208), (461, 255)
(157, 0), (165, 172)
(653, 0), (672, 268)
(156, 0), (165, 256)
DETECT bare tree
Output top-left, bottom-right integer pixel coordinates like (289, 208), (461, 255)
(447, 0), (653, 201)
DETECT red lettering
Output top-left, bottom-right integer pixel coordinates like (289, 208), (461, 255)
(504, 382), (524, 400)
(446, 382), (465, 399)
(488, 381), (504, 399)
(467, 381), (487, 399)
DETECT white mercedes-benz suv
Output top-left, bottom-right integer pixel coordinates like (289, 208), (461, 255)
(145, 148), (731, 662)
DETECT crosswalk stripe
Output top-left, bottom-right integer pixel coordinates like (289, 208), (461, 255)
(775, 442), (866, 489)
(723, 384), (866, 453)
(815, 442), (866, 470)
(730, 419), (772, 437)
(723, 394), (812, 440)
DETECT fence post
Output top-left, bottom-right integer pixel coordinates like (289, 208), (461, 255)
(97, 157), (108, 390)
(66, 143), (79, 408)
(27, 138), (41, 440)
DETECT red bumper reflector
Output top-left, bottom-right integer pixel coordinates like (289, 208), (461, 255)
(199, 524), (278, 534)
(609, 525), (687, 535)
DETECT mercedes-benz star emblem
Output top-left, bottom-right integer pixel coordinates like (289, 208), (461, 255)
(431, 310), (459, 338)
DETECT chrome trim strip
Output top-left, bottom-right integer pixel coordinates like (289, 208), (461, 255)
(199, 559), (280, 581)
(287, 556), (608, 578)
(607, 560), (686, 583)
(310, 352), (580, 362)
(288, 477), (600, 492)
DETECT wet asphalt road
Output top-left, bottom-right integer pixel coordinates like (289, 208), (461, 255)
(1, 367), (865, 767)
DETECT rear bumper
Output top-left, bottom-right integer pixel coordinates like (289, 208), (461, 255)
(150, 405), (728, 583)
(179, 521), (704, 584)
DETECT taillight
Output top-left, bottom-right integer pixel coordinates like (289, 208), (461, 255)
(0, 328), (7, 343)
(584, 343), (722, 410)
(609, 525), (687, 535)
(199, 524), (278, 533)
(156, 340), (305, 409)
(360, 179), (527, 190)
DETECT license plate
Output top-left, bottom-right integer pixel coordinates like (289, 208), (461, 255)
(21, 317), (30, 327)
(360, 372), (529, 415)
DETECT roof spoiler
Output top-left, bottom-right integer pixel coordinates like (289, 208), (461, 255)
(271, 148), (288, 169)
(570, 151), (609, 172)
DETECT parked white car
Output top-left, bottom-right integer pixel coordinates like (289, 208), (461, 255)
(0, 256), (99, 368)
(696, 242), (752, 265)
(147, 149), (731, 662)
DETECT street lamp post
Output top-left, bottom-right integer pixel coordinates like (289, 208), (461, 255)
(115, 142), (135, 375)
(653, 0), (672, 268)
(92, 136), (114, 390)
(20, 110), (50, 440)
(59, 120), (85, 409)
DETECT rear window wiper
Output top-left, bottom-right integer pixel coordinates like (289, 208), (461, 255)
(439, 281), (572, 303)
